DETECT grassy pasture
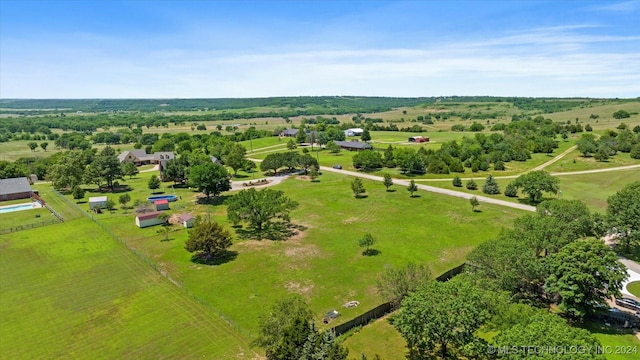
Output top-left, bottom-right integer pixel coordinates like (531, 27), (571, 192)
(545, 150), (640, 173)
(0, 216), (251, 359)
(60, 171), (525, 335)
(0, 205), (55, 233)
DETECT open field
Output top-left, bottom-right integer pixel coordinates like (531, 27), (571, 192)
(343, 316), (406, 358)
(0, 140), (137, 162)
(556, 168), (640, 211)
(545, 150), (640, 173)
(59, 171), (525, 335)
(0, 216), (251, 359)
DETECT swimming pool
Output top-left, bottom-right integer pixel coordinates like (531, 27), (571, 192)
(147, 195), (178, 203)
(0, 203), (36, 214)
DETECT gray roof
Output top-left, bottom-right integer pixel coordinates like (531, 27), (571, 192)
(154, 152), (175, 161)
(0, 177), (32, 196)
(118, 149), (153, 162)
(334, 141), (373, 149)
(281, 129), (299, 136)
(89, 196), (108, 202)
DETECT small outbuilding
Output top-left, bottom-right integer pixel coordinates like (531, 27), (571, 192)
(334, 140), (373, 151)
(135, 211), (166, 228)
(408, 136), (429, 143)
(0, 177), (33, 201)
(344, 128), (364, 137)
(154, 199), (169, 211)
(89, 196), (108, 210)
(179, 214), (196, 228)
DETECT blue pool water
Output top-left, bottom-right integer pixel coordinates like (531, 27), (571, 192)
(147, 195), (178, 203)
(0, 204), (34, 214)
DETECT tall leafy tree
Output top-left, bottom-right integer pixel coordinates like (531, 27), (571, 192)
(148, 175), (161, 192)
(545, 238), (627, 319)
(28, 142), (38, 151)
(361, 128), (371, 141)
(359, 233), (377, 256)
(121, 161), (139, 179)
(470, 196), (480, 211)
(393, 277), (491, 359)
(162, 157), (188, 184)
(223, 143), (247, 176)
(495, 313), (604, 359)
(189, 162), (231, 200)
(184, 217), (233, 262)
(606, 181), (640, 252)
(93, 146), (123, 189)
(48, 151), (86, 190)
(119, 193), (131, 213)
(512, 170), (559, 203)
(226, 188), (298, 234)
(40, 142), (48, 151)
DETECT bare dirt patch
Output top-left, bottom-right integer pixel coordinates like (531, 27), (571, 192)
(284, 280), (315, 298)
(284, 244), (321, 260)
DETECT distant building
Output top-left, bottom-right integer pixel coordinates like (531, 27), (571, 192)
(0, 177), (33, 201)
(344, 128), (364, 137)
(178, 214), (196, 228)
(89, 196), (108, 210)
(135, 211), (166, 228)
(334, 141), (373, 151)
(408, 136), (429, 143)
(118, 150), (175, 165)
(154, 199), (169, 211)
(280, 129), (299, 137)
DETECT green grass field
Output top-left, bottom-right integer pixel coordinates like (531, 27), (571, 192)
(626, 282), (640, 297)
(546, 150), (640, 173)
(60, 171), (525, 335)
(342, 316), (406, 358)
(0, 205), (56, 233)
(557, 168), (640, 211)
(0, 216), (251, 359)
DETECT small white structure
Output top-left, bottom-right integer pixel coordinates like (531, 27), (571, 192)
(135, 211), (166, 228)
(344, 128), (364, 137)
(179, 214), (196, 228)
(89, 196), (108, 210)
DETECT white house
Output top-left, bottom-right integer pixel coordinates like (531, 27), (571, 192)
(89, 196), (108, 210)
(135, 211), (166, 228)
(344, 128), (364, 137)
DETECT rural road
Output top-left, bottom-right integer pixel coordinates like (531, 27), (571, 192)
(530, 145), (577, 171)
(317, 166), (537, 212)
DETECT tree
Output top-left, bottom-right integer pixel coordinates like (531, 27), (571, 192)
(72, 185), (85, 200)
(383, 173), (393, 191)
(326, 141), (340, 154)
(494, 160), (505, 170)
(407, 179), (418, 197)
(296, 126), (307, 143)
(631, 143), (640, 159)
(359, 233), (377, 256)
(254, 296), (315, 360)
(511, 170), (559, 203)
(351, 178), (366, 198)
(466, 179), (478, 190)
(576, 133), (598, 157)
(361, 128), (371, 142)
(613, 110), (630, 119)
(505, 182), (518, 197)
(119, 193), (131, 213)
(184, 217), (233, 262)
(93, 146), (123, 189)
(287, 139), (297, 151)
(352, 150), (383, 171)
(148, 175), (161, 192)
(223, 143), (247, 176)
(470, 196), (479, 211)
(28, 142), (38, 151)
(545, 238), (627, 319)
(482, 174), (500, 194)
(121, 161), (139, 179)
(309, 166), (319, 182)
(452, 176), (462, 187)
(495, 313), (603, 359)
(393, 278), (491, 359)
(594, 145), (610, 161)
(189, 162), (231, 200)
(376, 263), (431, 307)
(40, 142), (48, 151)
(607, 181), (640, 252)
(48, 151), (87, 190)
(105, 199), (115, 211)
(585, 123), (593, 132)
(227, 188), (298, 235)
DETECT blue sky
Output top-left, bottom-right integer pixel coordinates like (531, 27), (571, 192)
(1, 0), (639, 98)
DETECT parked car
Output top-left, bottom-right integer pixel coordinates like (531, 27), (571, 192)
(615, 297), (640, 311)
(332, 164), (342, 169)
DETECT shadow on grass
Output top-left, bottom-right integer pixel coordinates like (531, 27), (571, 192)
(473, 209), (483, 213)
(76, 200), (88, 204)
(386, 189), (396, 193)
(409, 194), (421, 198)
(362, 249), (381, 256)
(354, 194), (369, 199)
(197, 194), (232, 206)
(236, 222), (307, 241)
(190, 250), (238, 266)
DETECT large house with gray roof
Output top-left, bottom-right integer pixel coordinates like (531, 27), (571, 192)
(118, 150), (175, 165)
(0, 177), (33, 201)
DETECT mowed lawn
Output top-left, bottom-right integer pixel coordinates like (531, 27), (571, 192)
(0, 217), (252, 359)
(86, 171), (525, 335)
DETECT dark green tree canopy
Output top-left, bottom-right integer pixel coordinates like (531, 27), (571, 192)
(189, 162), (231, 200)
(184, 217), (233, 263)
(512, 170), (559, 203)
(226, 188), (298, 236)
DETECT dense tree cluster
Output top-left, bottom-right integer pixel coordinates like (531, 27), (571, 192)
(576, 129), (639, 160)
(260, 152), (318, 175)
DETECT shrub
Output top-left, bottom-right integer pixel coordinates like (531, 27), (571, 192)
(466, 180), (478, 190)
(494, 161), (505, 171)
(505, 183), (518, 197)
(631, 144), (640, 159)
(452, 176), (462, 187)
(482, 175), (500, 195)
